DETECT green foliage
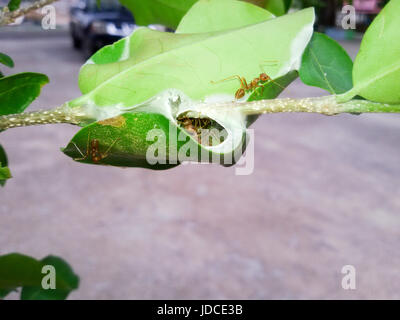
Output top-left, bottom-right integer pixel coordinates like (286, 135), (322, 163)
(299, 32), (353, 94)
(119, 0), (197, 29)
(0, 253), (79, 300)
(7, 0), (21, 11)
(265, 0), (292, 16)
(0, 72), (49, 116)
(0, 144), (11, 187)
(67, 1), (314, 167)
(0, 52), (14, 68)
(345, 0), (400, 103)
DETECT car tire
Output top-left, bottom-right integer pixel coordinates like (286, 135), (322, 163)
(72, 36), (82, 49)
(82, 38), (95, 60)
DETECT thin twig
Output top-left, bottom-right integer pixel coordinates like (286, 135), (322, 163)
(0, 0), (58, 26)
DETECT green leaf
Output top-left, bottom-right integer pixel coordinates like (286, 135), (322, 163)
(63, 112), (199, 169)
(0, 53), (14, 68)
(119, 0), (198, 29)
(176, 0), (274, 33)
(265, 0), (292, 16)
(0, 72), (49, 116)
(248, 70), (298, 101)
(0, 144), (11, 187)
(342, 0), (400, 103)
(0, 253), (79, 300)
(299, 32), (353, 94)
(7, 0), (21, 11)
(0, 288), (15, 299)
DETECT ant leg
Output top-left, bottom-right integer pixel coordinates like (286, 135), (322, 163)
(72, 131), (91, 161)
(268, 79), (285, 89)
(71, 142), (88, 161)
(211, 75), (247, 89)
(99, 138), (120, 160)
(259, 60), (279, 68)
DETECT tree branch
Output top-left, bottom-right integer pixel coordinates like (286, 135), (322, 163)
(0, 0), (58, 26)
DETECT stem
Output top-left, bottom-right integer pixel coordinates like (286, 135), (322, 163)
(0, 105), (90, 131)
(198, 96), (400, 116)
(0, 0), (58, 26)
(1, 96), (400, 132)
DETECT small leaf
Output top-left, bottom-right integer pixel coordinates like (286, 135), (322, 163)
(299, 32), (353, 94)
(0, 144), (11, 187)
(246, 70), (298, 127)
(248, 70), (298, 101)
(7, 0), (21, 11)
(344, 0), (400, 103)
(0, 53), (14, 68)
(265, 0), (292, 16)
(119, 0), (198, 29)
(0, 253), (79, 300)
(0, 72), (49, 116)
(0, 167), (11, 185)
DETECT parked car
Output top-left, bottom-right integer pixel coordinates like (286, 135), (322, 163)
(69, 0), (136, 57)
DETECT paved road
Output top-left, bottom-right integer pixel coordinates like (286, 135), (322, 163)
(1, 33), (399, 299)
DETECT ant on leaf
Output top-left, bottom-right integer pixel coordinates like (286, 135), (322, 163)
(71, 131), (120, 163)
(211, 72), (284, 99)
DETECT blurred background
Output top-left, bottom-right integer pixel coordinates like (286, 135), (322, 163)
(1, 0), (400, 299)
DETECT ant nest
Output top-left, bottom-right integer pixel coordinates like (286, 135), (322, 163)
(176, 113), (226, 147)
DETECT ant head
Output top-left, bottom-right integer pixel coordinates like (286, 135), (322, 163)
(260, 73), (270, 81)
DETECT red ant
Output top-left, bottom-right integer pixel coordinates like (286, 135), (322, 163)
(72, 132), (120, 163)
(211, 72), (283, 99)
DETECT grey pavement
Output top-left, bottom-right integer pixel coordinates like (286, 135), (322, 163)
(1, 33), (399, 299)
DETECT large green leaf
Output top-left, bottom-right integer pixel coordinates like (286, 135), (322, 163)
(79, 0), (275, 94)
(341, 0), (400, 103)
(0, 73), (49, 116)
(73, 7), (314, 108)
(299, 32), (353, 94)
(119, 0), (197, 29)
(0, 144), (11, 187)
(0, 53), (14, 68)
(0, 253), (79, 300)
(66, 2), (314, 168)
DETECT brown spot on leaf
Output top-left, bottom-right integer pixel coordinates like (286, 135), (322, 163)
(98, 115), (126, 128)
